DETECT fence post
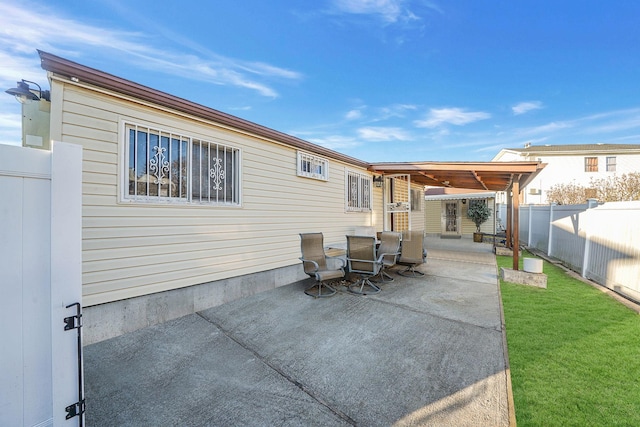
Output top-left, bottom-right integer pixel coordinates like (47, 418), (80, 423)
(528, 204), (533, 246)
(581, 199), (598, 278)
(547, 203), (555, 256)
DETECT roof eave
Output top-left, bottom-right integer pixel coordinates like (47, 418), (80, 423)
(38, 50), (369, 168)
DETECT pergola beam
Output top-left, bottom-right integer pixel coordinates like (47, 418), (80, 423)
(472, 171), (489, 190)
(368, 161), (545, 192)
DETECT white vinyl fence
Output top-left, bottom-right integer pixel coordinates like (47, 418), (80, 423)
(497, 201), (640, 303)
(1, 142), (83, 426)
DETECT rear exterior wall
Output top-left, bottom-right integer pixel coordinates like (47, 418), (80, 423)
(49, 78), (382, 310)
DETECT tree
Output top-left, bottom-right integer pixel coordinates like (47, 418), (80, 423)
(546, 173), (640, 204)
(467, 200), (491, 233)
(545, 181), (588, 205)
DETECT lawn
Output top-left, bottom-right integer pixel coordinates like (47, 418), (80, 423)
(497, 255), (640, 427)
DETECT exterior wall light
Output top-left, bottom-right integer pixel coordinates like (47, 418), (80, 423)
(373, 175), (384, 188)
(4, 79), (51, 149)
(5, 80), (51, 104)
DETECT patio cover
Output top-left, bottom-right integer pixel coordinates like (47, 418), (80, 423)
(368, 161), (544, 192)
(369, 161), (546, 270)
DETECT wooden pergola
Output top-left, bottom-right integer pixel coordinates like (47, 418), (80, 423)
(368, 161), (546, 270)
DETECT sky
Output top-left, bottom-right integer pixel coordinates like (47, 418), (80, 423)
(1, 0), (640, 162)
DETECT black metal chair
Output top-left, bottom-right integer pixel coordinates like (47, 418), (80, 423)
(299, 233), (346, 297)
(346, 235), (382, 295)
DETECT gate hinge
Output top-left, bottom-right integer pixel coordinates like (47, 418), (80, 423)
(64, 303), (82, 331)
(65, 399), (86, 420)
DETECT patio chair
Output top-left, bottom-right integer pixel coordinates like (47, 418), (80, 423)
(299, 233), (346, 298)
(346, 235), (382, 295)
(374, 231), (401, 282)
(397, 230), (427, 277)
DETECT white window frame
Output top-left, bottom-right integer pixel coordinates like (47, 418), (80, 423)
(297, 151), (329, 181)
(121, 121), (241, 206)
(606, 156), (616, 172)
(345, 169), (372, 212)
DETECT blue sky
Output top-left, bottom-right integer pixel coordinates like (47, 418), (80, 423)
(1, 0), (640, 161)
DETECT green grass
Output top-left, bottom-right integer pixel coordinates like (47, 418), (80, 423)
(497, 255), (640, 427)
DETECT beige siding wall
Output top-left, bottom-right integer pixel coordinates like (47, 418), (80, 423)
(423, 199), (496, 235)
(53, 81), (381, 306)
(410, 183), (425, 232)
(425, 200), (441, 233)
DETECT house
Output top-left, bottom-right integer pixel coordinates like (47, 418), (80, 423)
(423, 188), (497, 238)
(493, 143), (640, 204)
(14, 50), (543, 344)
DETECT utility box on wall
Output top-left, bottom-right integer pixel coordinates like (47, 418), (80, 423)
(21, 99), (51, 150)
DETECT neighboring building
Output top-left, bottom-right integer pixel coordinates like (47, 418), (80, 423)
(424, 188), (496, 238)
(493, 143), (640, 204)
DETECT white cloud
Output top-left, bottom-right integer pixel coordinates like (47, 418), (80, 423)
(332, 0), (407, 23)
(375, 103), (417, 121)
(414, 107), (491, 128)
(357, 126), (411, 141)
(512, 101), (543, 115)
(345, 109), (364, 120)
(330, 0), (434, 24)
(578, 108), (640, 134)
(0, 3), (302, 98)
(0, 110), (22, 146)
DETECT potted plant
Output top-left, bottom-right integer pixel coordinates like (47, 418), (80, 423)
(467, 200), (491, 242)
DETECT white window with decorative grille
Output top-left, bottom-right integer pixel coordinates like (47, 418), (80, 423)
(297, 151), (329, 181)
(346, 170), (372, 212)
(123, 122), (241, 205)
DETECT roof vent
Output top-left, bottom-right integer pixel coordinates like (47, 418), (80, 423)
(524, 142), (531, 148)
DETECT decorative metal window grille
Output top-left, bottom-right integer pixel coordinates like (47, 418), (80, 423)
(125, 123), (240, 205)
(606, 156), (616, 172)
(297, 151), (329, 181)
(346, 170), (372, 212)
(585, 156), (598, 172)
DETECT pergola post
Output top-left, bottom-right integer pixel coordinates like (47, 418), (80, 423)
(512, 178), (520, 271)
(506, 190), (512, 249)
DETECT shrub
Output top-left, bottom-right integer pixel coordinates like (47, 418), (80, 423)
(467, 200), (491, 232)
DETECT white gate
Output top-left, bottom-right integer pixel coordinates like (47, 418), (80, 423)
(0, 142), (83, 426)
(384, 174), (411, 232)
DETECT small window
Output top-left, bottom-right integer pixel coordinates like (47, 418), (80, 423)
(125, 123), (241, 205)
(606, 156), (616, 172)
(297, 151), (329, 181)
(584, 157), (598, 172)
(346, 170), (372, 212)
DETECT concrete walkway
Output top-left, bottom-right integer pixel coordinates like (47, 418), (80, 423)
(84, 238), (512, 426)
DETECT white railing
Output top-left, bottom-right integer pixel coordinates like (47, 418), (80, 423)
(498, 201), (640, 303)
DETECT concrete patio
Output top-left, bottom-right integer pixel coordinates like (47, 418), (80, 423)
(83, 237), (512, 426)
